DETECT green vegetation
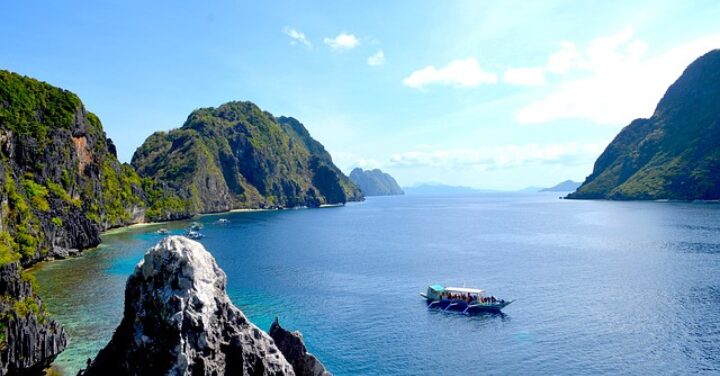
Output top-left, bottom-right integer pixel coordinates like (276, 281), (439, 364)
(0, 69), (192, 266)
(132, 101), (363, 212)
(0, 232), (19, 265)
(0, 71), (81, 143)
(570, 49), (720, 200)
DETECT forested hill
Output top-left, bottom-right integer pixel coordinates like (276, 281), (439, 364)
(569, 49), (720, 200)
(132, 101), (363, 213)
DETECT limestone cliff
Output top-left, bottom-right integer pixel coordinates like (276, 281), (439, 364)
(0, 262), (67, 375)
(83, 236), (327, 375)
(0, 70), (193, 266)
(132, 102), (363, 212)
(269, 318), (331, 376)
(349, 168), (404, 196)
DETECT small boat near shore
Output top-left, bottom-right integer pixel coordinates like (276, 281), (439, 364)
(217, 218), (230, 224)
(185, 230), (204, 240)
(421, 285), (512, 314)
(155, 228), (170, 235)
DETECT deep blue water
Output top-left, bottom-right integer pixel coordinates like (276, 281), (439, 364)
(32, 194), (720, 375)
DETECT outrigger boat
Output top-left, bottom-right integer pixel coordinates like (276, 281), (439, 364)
(185, 230), (204, 240)
(189, 222), (203, 231)
(421, 285), (513, 314)
(155, 228), (170, 235)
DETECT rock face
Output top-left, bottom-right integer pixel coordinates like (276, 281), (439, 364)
(0, 69), (193, 375)
(131, 102), (363, 212)
(348, 168), (404, 196)
(0, 70), (192, 266)
(0, 262), (67, 375)
(569, 50), (720, 200)
(269, 318), (331, 376)
(83, 236), (313, 375)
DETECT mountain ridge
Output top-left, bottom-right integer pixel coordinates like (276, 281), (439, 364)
(569, 49), (720, 200)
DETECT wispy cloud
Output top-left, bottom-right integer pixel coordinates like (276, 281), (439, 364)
(324, 32), (359, 50)
(282, 27), (312, 48)
(516, 29), (720, 125)
(503, 67), (546, 86)
(367, 50), (385, 66)
(403, 58), (498, 89)
(387, 143), (604, 170)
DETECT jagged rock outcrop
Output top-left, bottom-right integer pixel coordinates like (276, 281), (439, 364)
(82, 236), (311, 375)
(348, 168), (404, 196)
(131, 102), (363, 212)
(569, 49), (720, 200)
(269, 318), (330, 376)
(0, 262), (67, 375)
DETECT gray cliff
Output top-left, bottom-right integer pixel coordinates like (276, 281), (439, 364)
(0, 262), (67, 375)
(82, 236), (327, 375)
(269, 318), (331, 376)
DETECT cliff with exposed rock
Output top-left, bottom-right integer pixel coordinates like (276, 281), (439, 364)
(349, 168), (404, 196)
(0, 262), (67, 375)
(82, 236), (328, 376)
(132, 102), (363, 212)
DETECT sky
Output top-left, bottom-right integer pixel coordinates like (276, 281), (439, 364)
(2, 0), (720, 190)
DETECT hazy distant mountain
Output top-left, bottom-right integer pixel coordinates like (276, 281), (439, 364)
(403, 183), (497, 195)
(541, 180), (582, 192)
(349, 168), (404, 196)
(569, 50), (720, 200)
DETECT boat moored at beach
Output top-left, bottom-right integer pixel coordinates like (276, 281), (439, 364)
(421, 285), (512, 314)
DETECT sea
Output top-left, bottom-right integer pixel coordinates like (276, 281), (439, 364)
(30, 193), (720, 375)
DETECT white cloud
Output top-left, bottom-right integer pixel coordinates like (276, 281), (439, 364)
(282, 27), (312, 48)
(402, 58), (498, 89)
(387, 143), (604, 170)
(503, 67), (546, 86)
(323, 32), (359, 50)
(367, 50), (385, 66)
(517, 29), (720, 125)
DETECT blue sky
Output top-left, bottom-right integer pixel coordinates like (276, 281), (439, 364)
(2, 0), (720, 189)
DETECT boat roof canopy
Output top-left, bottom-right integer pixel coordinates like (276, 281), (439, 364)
(445, 286), (485, 295)
(429, 285), (485, 295)
(429, 284), (445, 292)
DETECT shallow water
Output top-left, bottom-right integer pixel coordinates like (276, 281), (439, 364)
(32, 194), (720, 375)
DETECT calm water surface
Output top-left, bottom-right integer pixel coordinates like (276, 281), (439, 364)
(31, 194), (720, 375)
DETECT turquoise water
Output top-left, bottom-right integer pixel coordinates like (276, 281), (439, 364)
(32, 194), (720, 375)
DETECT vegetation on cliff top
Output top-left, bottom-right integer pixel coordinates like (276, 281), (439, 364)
(0, 70), (192, 265)
(132, 101), (363, 212)
(569, 49), (720, 200)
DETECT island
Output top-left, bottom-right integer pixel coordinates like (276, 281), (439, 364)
(348, 168), (404, 196)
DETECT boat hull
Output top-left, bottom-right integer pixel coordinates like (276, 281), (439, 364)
(423, 296), (512, 314)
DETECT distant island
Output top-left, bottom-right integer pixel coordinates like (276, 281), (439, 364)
(541, 180), (582, 192)
(349, 168), (404, 196)
(569, 49), (720, 200)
